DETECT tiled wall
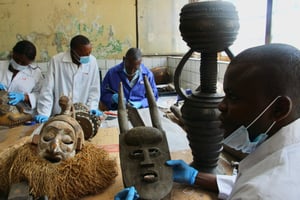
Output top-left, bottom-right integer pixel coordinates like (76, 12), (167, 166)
(167, 56), (229, 92)
(36, 56), (168, 80)
(36, 56), (229, 91)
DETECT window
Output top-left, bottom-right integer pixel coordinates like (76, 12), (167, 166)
(226, 0), (300, 56)
(225, 0), (267, 55)
(272, 0), (300, 48)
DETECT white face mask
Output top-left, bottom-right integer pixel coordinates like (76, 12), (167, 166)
(10, 59), (28, 71)
(123, 63), (140, 77)
(223, 96), (281, 154)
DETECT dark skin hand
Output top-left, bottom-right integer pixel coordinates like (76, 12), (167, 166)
(194, 172), (219, 193)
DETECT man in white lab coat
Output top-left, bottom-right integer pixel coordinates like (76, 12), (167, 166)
(115, 43), (300, 200)
(35, 35), (102, 123)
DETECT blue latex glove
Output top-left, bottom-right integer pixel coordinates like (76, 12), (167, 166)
(8, 92), (25, 105)
(166, 160), (198, 185)
(114, 186), (139, 200)
(128, 100), (142, 109)
(112, 93), (119, 104)
(112, 94), (126, 105)
(90, 109), (103, 117)
(34, 115), (49, 123)
(0, 83), (7, 91)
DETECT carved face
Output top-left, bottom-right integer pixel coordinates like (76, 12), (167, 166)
(119, 126), (172, 200)
(38, 121), (77, 163)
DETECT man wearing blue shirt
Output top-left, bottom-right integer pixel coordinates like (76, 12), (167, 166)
(100, 48), (158, 110)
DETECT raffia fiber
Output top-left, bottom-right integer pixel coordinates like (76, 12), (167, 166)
(0, 142), (118, 200)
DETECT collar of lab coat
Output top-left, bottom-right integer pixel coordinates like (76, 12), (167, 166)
(61, 50), (90, 73)
(239, 118), (300, 170)
(62, 50), (73, 63)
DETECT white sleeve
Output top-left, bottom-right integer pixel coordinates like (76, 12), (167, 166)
(86, 57), (100, 110)
(216, 174), (237, 199)
(37, 60), (55, 117)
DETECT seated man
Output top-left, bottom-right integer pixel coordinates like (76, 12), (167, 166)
(100, 48), (158, 110)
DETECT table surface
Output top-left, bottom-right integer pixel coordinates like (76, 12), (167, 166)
(0, 113), (236, 200)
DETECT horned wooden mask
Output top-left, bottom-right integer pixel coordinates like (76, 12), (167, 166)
(118, 76), (173, 200)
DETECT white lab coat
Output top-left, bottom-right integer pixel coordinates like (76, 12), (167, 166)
(37, 51), (100, 117)
(0, 60), (43, 114)
(217, 118), (300, 199)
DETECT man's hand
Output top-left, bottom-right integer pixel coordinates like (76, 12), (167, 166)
(90, 109), (103, 117)
(112, 94), (126, 105)
(34, 115), (49, 123)
(8, 92), (25, 105)
(0, 83), (7, 91)
(128, 100), (142, 109)
(114, 186), (139, 200)
(166, 159), (198, 185)
(112, 94), (119, 104)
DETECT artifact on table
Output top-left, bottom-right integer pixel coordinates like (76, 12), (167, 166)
(118, 76), (173, 200)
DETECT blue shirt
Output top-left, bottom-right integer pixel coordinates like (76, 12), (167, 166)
(100, 62), (158, 110)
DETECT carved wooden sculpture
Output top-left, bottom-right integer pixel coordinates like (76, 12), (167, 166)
(118, 76), (173, 200)
(58, 95), (101, 140)
(0, 90), (32, 127)
(0, 96), (117, 199)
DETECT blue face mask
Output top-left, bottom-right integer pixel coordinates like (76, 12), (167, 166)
(79, 56), (90, 64)
(223, 96), (281, 154)
(71, 49), (90, 64)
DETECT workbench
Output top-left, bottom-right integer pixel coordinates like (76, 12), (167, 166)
(0, 108), (236, 200)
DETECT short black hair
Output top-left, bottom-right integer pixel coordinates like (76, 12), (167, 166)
(125, 48), (142, 60)
(70, 35), (90, 49)
(13, 40), (36, 61)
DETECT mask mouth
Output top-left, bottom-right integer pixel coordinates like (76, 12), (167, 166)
(43, 152), (63, 163)
(141, 170), (158, 183)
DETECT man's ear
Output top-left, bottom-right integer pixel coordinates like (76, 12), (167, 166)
(273, 96), (292, 121)
(32, 134), (40, 145)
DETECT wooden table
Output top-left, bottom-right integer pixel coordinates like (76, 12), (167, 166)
(0, 124), (235, 200)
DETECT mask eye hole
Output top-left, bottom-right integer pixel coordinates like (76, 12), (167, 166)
(42, 131), (55, 142)
(148, 148), (160, 157)
(130, 150), (144, 160)
(62, 138), (74, 145)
